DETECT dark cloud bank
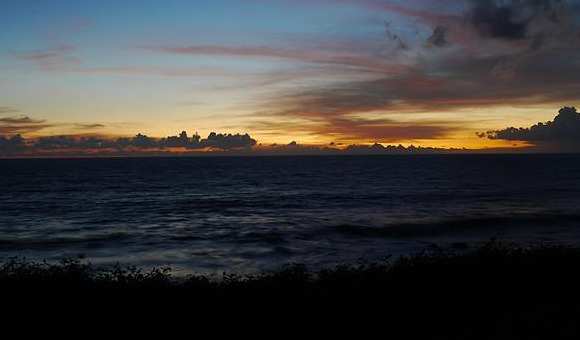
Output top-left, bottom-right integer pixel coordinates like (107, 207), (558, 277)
(0, 130), (463, 157)
(482, 106), (580, 151)
(466, 0), (569, 43)
(0, 131), (257, 156)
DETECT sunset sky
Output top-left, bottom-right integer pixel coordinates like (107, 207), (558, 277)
(1, 0), (580, 154)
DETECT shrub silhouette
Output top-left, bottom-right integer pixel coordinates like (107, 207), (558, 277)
(1, 243), (580, 339)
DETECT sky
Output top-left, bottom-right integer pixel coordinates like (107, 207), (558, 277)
(1, 0), (580, 156)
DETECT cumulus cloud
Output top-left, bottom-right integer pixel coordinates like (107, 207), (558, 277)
(129, 131), (257, 149)
(252, 141), (458, 156)
(466, 0), (568, 45)
(0, 134), (26, 153)
(33, 135), (115, 150)
(200, 132), (257, 149)
(483, 106), (580, 149)
(0, 131), (258, 156)
(0, 130), (466, 157)
(342, 142), (452, 155)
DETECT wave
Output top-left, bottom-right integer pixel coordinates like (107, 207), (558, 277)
(0, 232), (131, 249)
(330, 213), (580, 238)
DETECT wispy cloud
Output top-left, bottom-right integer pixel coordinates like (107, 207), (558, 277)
(0, 114), (51, 135)
(0, 116), (46, 124)
(76, 66), (237, 78)
(244, 0), (580, 142)
(133, 0), (578, 145)
(7, 44), (82, 70)
(139, 45), (408, 73)
(43, 17), (94, 41)
(0, 107), (19, 114)
(0, 124), (52, 135)
(313, 117), (454, 141)
(74, 123), (106, 130)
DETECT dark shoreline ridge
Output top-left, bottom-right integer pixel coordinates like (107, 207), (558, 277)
(2, 242), (580, 339)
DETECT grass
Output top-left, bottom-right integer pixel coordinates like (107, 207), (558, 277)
(1, 242), (580, 339)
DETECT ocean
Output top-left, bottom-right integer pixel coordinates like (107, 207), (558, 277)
(1, 155), (579, 275)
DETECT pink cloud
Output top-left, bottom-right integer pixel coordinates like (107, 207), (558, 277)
(140, 45), (408, 74)
(7, 45), (82, 71)
(77, 66), (236, 77)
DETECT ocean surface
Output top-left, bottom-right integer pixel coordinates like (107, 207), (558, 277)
(1, 155), (579, 275)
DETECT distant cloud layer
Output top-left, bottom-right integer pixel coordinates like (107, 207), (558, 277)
(482, 106), (580, 150)
(0, 129), (466, 157)
(0, 131), (257, 156)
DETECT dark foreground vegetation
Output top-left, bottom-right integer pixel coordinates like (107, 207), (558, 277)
(2, 243), (580, 339)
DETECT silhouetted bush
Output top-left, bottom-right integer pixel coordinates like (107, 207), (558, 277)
(1, 242), (580, 339)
